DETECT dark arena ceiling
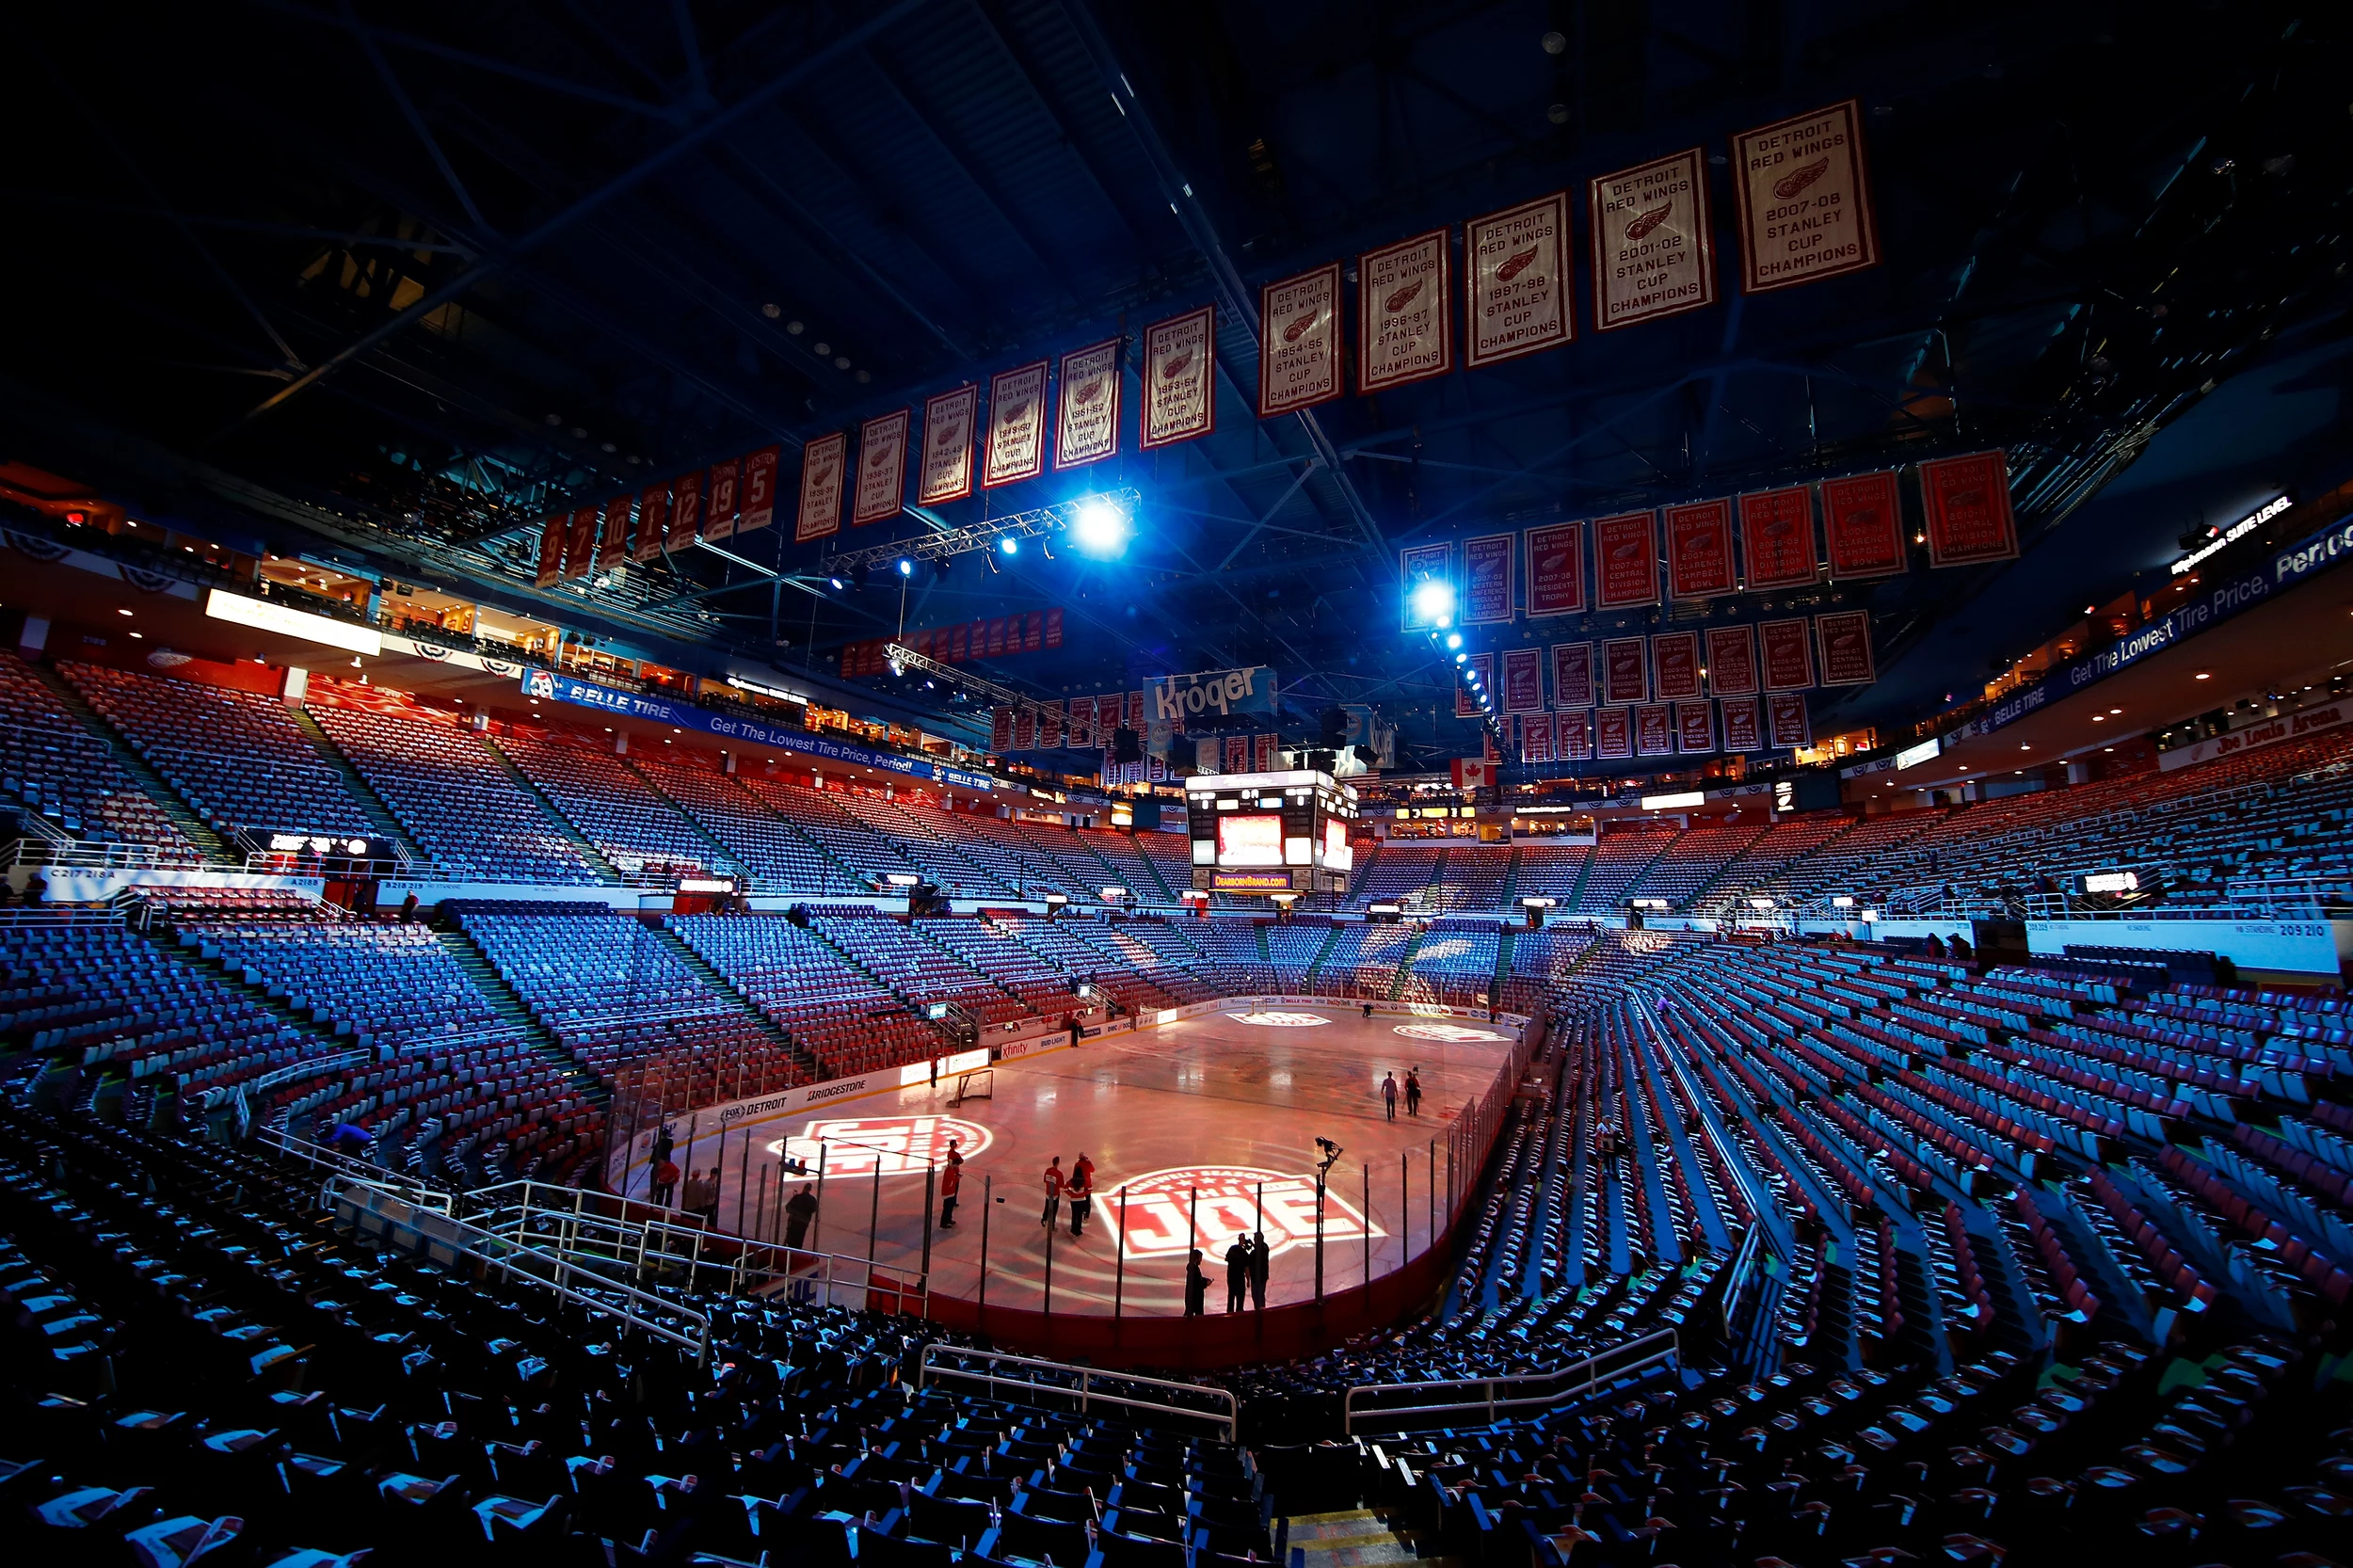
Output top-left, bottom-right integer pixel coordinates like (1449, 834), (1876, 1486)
(6, 1), (2351, 762)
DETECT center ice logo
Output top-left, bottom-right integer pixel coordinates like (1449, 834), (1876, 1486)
(1106, 1164), (1382, 1261)
(766, 1113), (993, 1176)
(1393, 1022), (1506, 1042)
(1227, 1011), (1331, 1028)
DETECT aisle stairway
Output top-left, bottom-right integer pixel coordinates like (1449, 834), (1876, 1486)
(645, 921), (826, 1080)
(1283, 1508), (1432, 1568)
(429, 928), (588, 1093)
(478, 735), (626, 883)
(621, 759), (750, 882)
(287, 707), (424, 860)
(22, 659), (233, 861)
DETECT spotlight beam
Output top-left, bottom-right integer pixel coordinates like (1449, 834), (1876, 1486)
(820, 488), (1139, 575)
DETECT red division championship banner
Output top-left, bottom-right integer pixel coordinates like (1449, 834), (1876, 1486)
(1524, 520), (1585, 617)
(1676, 701), (1715, 754)
(1064, 696), (1093, 748)
(1595, 707), (1632, 760)
(1141, 306), (1215, 449)
(1704, 624), (1759, 696)
(1551, 642), (1594, 708)
(1739, 486), (1817, 589)
(1821, 469), (1906, 579)
(854, 410), (910, 527)
(1593, 510), (1661, 608)
(983, 361), (1049, 488)
(1014, 709), (1036, 749)
(1731, 99), (1880, 294)
(1767, 693), (1812, 749)
(1501, 648), (1545, 713)
(1815, 610), (1877, 685)
(1590, 148), (1717, 330)
(1665, 498), (1737, 599)
(1760, 618), (1815, 691)
(1602, 637), (1649, 705)
(1919, 450), (2020, 568)
(704, 456), (741, 541)
(1521, 712), (1556, 764)
(1634, 703), (1675, 757)
(1258, 263), (1343, 416)
(1037, 703), (1063, 748)
(1650, 631), (1702, 701)
(1466, 192), (1572, 366)
(918, 386), (977, 504)
(793, 433), (845, 544)
(990, 708), (1015, 753)
(1455, 652), (1495, 717)
(1558, 709), (1593, 761)
(1358, 229), (1452, 392)
(631, 483), (670, 563)
(1254, 734), (1279, 773)
(1223, 735), (1251, 774)
(1461, 534), (1515, 624)
(1721, 696), (1762, 752)
(1055, 339), (1122, 470)
(738, 445), (780, 535)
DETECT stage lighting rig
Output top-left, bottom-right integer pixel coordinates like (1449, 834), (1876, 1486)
(819, 488), (1140, 577)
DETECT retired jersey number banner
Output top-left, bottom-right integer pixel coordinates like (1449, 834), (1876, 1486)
(1259, 263), (1343, 416)
(704, 456), (741, 542)
(1767, 692), (1813, 749)
(1594, 706), (1632, 760)
(1141, 306), (1215, 450)
(1739, 485), (1817, 590)
(738, 445), (780, 535)
(1721, 696), (1763, 752)
(1054, 339), (1122, 470)
(1501, 648), (1545, 713)
(1466, 192), (1571, 366)
(1816, 610), (1877, 685)
(1358, 228), (1452, 392)
(1634, 703), (1675, 757)
(1398, 542), (1453, 632)
(1676, 701), (1716, 754)
(631, 483), (670, 564)
(1524, 520), (1586, 617)
(597, 499), (627, 568)
(918, 386), (977, 504)
(1760, 617), (1815, 691)
(1650, 631), (1702, 701)
(1454, 652), (1495, 718)
(1705, 624), (1760, 696)
(535, 512), (565, 585)
(1821, 469), (1906, 579)
(1919, 450), (2020, 568)
(1461, 533), (1515, 625)
(1552, 642), (1594, 709)
(1665, 498), (1737, 599)
(983, 360), (1049, 489)
(1558, 709), (1593, 761)
(669, 470), (703, 550)
(1602, 636), (1650, 705)
(564, 507), (595, 578)
(1593, 510), (1661, 608)
(853, 409), (910, 527)
(1590, 148), (1717, 330)
(793, 432), (846, 544)
(1732, 99), (1880, 294)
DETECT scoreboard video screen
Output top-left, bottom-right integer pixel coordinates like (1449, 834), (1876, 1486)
(1184, 769), (1356, 895)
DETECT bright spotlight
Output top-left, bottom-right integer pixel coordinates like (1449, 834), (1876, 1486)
(896, 558), (914, 577)
(1000, 536), (1019, 555)
(1410, 577), (1455, 627)
(1071, 497), (1132, 556)
(828, 576), (844, 590)
(1445, 632), (1462, 649)
(1454, 651), (1467, 664)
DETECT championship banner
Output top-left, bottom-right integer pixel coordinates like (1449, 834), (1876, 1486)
(632, 482), (671, 563)
(1738, 485), (1817, 589)
(1195, 736), (1221, 775)
(1634, 703), (1675, 757)
(1126, 690), (1145, 730)
(1651, 631), (1702, 700)
(1559, 709), (1593, 761)
(1399, 542), (1453, 632)
(1065, 696), (1094, 747)
(566, 507), (598, 579)
(598, 499), (629, 568)
(1589, 148), (1717, 330)
(1254, 734), (1279, 772)
(1676, 700), (1716, 754)
(1466, 191), (1571, 366)
(990, 707), (1016, 754)
(947, 625), (967, 662)
(1044, 607), (1064, 648)
(918, 386), (978, 504)
(1455, 652), (1495, 717)
(1501, 648), (1545, 712)
(704, 456), (741, 542)
(1704, 624), (1760, 696)
(1038, 702), (1063, 748)
(983, 360), (1049, 488)
(1551, 642), (1594, 708)
(793, 433), (846, 544)
(1665, 498), (1737, 599)
(670, 470), (704, 545)
(1258, 262), (1343, 416)
(1816, 610), (1877, 685)
(1014, 708), (1037, 749)
(535, 513), (566, 586)
(1141, 306), (1216, 449)
(739, 445), (780, 534)
(1222, 735), (1251, 774)
(853, 410), (910, 526)
(1521, 712), (1556, 764)
(1731, 99), (1880, 294)
(1054, 339), (1122, 470)
(1358, 228), (1452, 392)
(1821, 469), (1906, 579)
(1595, 707), (1632, 760)
(1760, 617), (1815, 690)
(1461, 533), (1515, 624)
(1593, 510), (1661, 608)
(1524, 520), (1586, 617)
(1602, 637), (1649, 705)
(1767, 692), (1813, 749)
(1721, 696), (1763, 752)
(1919, 450), (2020, 568)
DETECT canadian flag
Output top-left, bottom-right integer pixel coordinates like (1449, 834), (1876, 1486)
(1451, 756), (1491, 790)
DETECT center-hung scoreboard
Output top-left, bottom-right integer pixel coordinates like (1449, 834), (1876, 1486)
(1182, 769), (1356, 897)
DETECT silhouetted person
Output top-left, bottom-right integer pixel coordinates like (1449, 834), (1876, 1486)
(1184, 1249), (1209, 1317)
(1383, 1071), (1400, 1121)
(938, 1139), (963, 1228)
(1404, 1069), (1422, 1117)
(1040, 1156), (1064, 1227)
(1225, 1234), (1251, 1312)
(1249, 1231), (1270, 1309)
(784, 1183), (818, 1251)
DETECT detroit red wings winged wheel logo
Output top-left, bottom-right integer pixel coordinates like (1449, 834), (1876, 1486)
(1074, 377), (1105, 407)
(1000, 398), (1032, 425)
(866, 444), (890, 469)
(1495, 246), (1539, 282)
(1160, 350), (1193, 379)
(1283, 308), (1320, 343)
(1625, 200), (1673, 240)
(1773, 156), (1832, 200)
(1384, 279), (1424, 314)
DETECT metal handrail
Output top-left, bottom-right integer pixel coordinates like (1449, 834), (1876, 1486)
(1339, 1328), (1678, 1434)
(918, 1344), (1239, 1441)
(204, 1046), (370, 1112)
(259, 1124), (454, 1213)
